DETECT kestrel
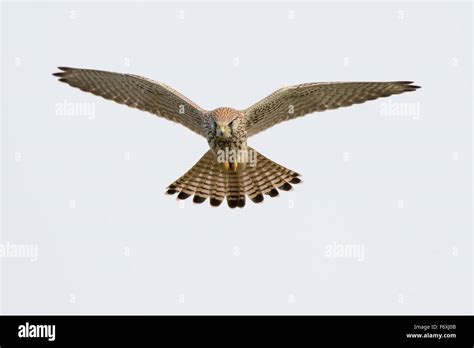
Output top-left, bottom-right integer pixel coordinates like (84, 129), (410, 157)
(53, 67), (420, 208)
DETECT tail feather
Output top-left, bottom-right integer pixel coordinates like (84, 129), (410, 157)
(245, 170), (265, 203)
(191, 162), (211, 203)
(210, 169), (226, 207)
(166, 147), (301, 208)
(226, 172), (247, 208)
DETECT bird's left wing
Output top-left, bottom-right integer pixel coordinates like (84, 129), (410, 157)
(244, 81), (420, 137)
(53, 67), (207, 137)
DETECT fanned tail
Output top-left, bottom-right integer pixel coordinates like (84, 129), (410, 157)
(166, 147), (301, 208)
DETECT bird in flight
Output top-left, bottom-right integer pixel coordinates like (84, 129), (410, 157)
(53, 67), (420, 208)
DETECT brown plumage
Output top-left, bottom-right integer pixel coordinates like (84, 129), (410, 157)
(165, 147), (300, 208)
(53, 67), (420, 208)
(244, 81), (421, 136)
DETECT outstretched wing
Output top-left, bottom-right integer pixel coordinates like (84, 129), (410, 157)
(244, 81), (420, 137)
(53, 67), (207, 136)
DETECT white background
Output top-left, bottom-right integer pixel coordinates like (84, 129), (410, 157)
(1, 1), (472, 314)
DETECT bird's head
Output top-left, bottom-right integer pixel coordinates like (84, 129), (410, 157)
(209, 107), (242, 139)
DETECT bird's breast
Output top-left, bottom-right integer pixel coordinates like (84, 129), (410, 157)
(209, 136), (246, 156)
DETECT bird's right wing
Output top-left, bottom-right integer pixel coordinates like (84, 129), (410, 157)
(53, 67), (208, 137)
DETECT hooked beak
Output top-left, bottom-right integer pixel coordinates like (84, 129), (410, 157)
(217, 125), (230, 138)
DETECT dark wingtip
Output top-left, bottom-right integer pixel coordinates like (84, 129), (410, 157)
(398, 81), (421, 91)
(58, 66), (73, 71)
(52, 72), (65, 77)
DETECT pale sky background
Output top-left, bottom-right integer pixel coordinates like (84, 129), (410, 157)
(0, 1), (472, 314)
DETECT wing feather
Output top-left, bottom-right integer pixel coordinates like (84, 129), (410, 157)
(244, 81), (420, 136)
(53, 67), (207, 136)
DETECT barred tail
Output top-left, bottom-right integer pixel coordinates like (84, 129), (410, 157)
(165, 147), (301, 208)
